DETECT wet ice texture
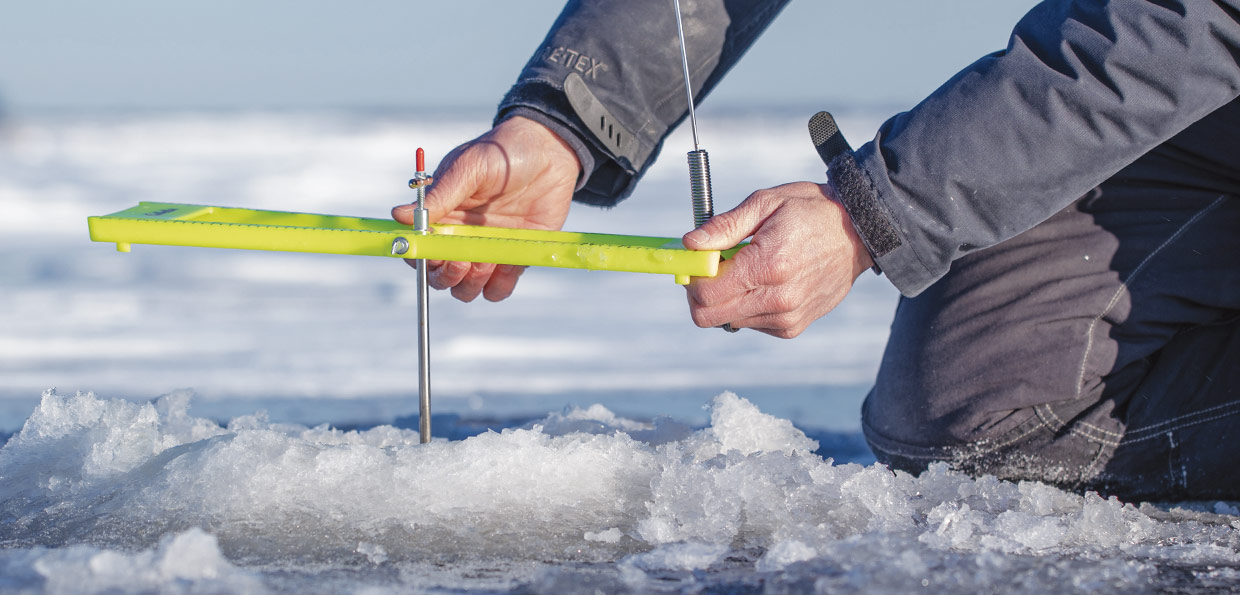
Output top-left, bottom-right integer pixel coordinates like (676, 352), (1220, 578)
(2, 391), (1239, 593)
(0, 529), (266, 595)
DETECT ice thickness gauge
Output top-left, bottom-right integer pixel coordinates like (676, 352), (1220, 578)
(86, 0), (798, 441)
(87, 192), (741, 442)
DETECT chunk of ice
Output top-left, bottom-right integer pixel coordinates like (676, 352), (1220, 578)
(29, 529), (265, 595)
(624, 542), (729, 571)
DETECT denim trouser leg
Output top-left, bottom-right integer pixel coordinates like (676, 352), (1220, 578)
(862, 186), (1240, 501)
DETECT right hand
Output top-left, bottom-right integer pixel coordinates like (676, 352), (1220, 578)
(682, 182), (873, 339)
(392, 116), (581, 302)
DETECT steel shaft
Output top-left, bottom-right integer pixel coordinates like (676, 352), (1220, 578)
(412, 148), (432, 444)
(672, 0), (700, 151)
(416, 242), (430, 443)
(673, 0), (715, 228)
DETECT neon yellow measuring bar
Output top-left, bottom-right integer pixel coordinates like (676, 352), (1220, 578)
(88, 202), (734, 284)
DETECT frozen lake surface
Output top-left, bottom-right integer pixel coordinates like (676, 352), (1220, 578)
(3, 391), (1240, 594)
(2, 110), (1239, 593)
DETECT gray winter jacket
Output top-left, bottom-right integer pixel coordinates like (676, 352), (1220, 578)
(496, 0), (1240, 296)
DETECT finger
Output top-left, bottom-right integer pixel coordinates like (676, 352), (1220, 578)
(424, 145), (490, 223)
(391, 203), (415, 225)
(391, 143), (483, 226)
(449, 261), (497, 302)
(686, 243), (769, 309)
(688, 277), (802, 325)
(686, 281), (755, 328)
(400, 259), (443, 272)
(482, 265), (526, 302)
(429, 260), (471, 290)
(724, 312), (810, 339)
(681, 190), (781, 251)
(698, 307), (809, 339)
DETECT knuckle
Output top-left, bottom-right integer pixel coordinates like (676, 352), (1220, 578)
(497, 264), (526, 278)
(715, 214), (747, 240)
(774, 328), (801, 339)
(451, 286), (479, 303)
(764, 257), (796, 285)
(688, 283), (720, 308)
(748, 188), (775, 204)
(768, 293), (800, 314)
(688, 307), (714, 329)
(484, 286), (513, 302)
(771, 312), (799, 329)
(439, 261), (468, 285)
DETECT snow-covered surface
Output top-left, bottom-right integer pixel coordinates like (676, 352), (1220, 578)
(2, 110), (1239, 593)
(2, 391), (1239, 594)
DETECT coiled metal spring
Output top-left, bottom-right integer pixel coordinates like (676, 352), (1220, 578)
(687, 149), (714, 228)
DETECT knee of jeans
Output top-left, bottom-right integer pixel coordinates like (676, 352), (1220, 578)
(861, 381), (1027, 453)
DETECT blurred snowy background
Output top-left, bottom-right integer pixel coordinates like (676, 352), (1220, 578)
(0, 0), (1039, 431)
(9, 3), (1238, 595)
(0, 107), (896, 433)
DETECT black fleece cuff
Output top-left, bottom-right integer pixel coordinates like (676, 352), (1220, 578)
(826, 152), (902, 269)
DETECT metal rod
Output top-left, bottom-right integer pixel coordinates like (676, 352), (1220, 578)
(672, 0), (700, 151)
(416, 254), (430, 443)
(412, 148), (432, 443)
(673, 0), (714, 228)
(673, 1), (729, 333)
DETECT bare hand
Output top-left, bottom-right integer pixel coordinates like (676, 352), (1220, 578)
(392, 116), (581, 302)
(682, 182), (874, 338)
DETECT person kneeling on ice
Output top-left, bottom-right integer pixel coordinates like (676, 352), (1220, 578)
(392, 0), (1240, 502)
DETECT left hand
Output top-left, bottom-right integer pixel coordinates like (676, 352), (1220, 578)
(390, 116), (580, 302)
(682, 182), (874, 339)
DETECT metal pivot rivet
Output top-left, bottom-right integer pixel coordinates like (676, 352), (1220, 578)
(391, 237), (410, 255)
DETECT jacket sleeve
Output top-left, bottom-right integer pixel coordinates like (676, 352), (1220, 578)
(832, 0), (1240, 296)
(494, 0), (791, 206)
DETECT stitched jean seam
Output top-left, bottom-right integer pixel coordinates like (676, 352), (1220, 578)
(1119, 404), (1240, 446)
(1124, 399), (1240, 439)
(1045, 406), (1122, 438)
(1073, 195), (1228, 402)
(1036, 403), (1123, 444)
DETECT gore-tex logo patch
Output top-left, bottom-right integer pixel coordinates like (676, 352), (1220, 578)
(544, 46), (608, 80)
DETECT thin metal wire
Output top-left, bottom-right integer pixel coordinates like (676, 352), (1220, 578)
(672, 0), (700, 150)
(672, 2), (730, 334)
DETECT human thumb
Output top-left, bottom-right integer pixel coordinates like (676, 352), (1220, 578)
(392, 146), (482, 225)
(681, 197), (770, 251)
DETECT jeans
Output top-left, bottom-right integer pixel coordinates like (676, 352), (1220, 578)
(862, 176), (1240, 501)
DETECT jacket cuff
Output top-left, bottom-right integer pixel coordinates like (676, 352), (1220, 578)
(496, 81), (638, 207)
(826, 147), (938, 297)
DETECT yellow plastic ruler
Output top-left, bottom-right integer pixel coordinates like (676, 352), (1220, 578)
(88, 202), (737, 284)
